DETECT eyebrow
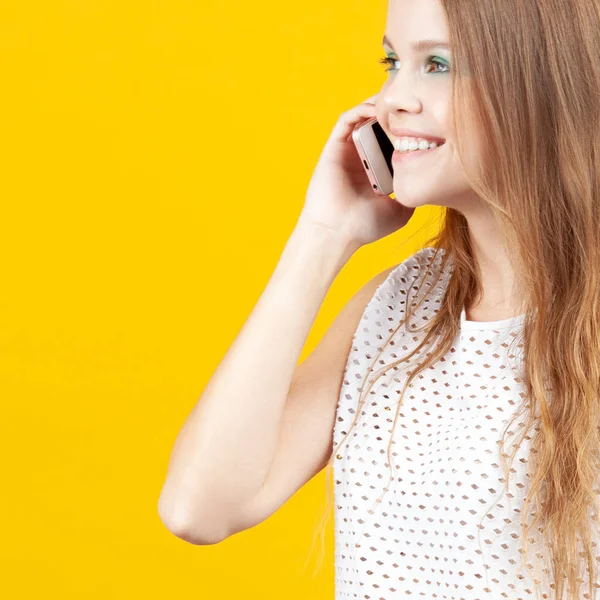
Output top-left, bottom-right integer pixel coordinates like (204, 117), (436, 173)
(382, 35), (450, 52)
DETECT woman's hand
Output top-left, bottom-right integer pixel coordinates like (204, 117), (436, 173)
(298, 94), (415, 251)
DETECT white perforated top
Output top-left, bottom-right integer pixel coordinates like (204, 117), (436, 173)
(332, 246), (592, 599)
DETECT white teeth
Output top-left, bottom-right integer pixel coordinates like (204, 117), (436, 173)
(393, 136), (443, 153)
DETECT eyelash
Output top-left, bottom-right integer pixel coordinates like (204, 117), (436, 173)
(378, 55), (450, 74)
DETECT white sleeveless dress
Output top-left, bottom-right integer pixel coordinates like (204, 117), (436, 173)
(332, 246), (592, 599)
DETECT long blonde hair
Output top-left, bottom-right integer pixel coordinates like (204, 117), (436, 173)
(308, 1), (600, 598)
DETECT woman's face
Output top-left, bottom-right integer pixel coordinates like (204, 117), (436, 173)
(376, 0), (479, 211)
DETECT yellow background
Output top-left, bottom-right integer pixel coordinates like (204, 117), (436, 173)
(0, 1), (441, 597)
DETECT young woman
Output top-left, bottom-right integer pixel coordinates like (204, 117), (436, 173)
(158, 0), (600, 598)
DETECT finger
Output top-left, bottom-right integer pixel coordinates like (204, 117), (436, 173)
(331, 103), (378, 144)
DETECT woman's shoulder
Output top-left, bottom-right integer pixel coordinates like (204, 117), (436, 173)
(376, 246), (444, 295)
(357, 246), (445, 325)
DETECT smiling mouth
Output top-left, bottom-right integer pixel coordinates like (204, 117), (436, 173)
(392, 137), (446, 152)
(392, 142), (446, 161)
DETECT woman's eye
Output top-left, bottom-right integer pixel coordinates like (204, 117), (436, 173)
(377, 55), (450, 75)
(377, 56), (399, 72)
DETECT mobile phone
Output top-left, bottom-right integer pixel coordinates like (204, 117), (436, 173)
(352, 116), (394, 196)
